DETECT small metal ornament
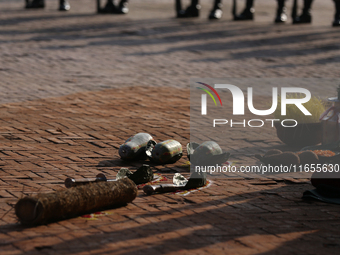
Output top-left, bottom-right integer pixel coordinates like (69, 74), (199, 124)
(146, 139), (183, 164)
(65, 165), (153, 188)
(187, 141), (230, 167)
(119, 133), (156, 160)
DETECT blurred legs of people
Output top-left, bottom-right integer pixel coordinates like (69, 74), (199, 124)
(25, 0), (44, 8)
(25, 0), (69, 11)
(333, 0), (340, 26)
(277, 0), (338, 26)
(293, 0), (313, 24)
(209, 0), (223, 20)
(176, 0), (200, 18)
(59, 0), (70, 11)
(275, 0), (287, 23)
(234, 0), (255, 20)
(97, 0), (129, 14)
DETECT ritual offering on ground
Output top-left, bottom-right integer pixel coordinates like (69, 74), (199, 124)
(256, 149), (340, 167)
(143, 172), (206, 195)
(119, 133), (155, 160)
(274, 95), (325, 147)
(123, 164), (154, 185)
(146, 139), (183, 164)
(187, 141), (230, 167)
(255, 150), (300, 166)
(15, 178), (137, 225)
(65, 164), (153, 188)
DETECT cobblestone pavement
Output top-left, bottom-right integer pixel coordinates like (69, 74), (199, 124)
(1, 0), (340, 255)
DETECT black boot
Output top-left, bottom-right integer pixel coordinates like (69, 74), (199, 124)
(116, 0), (128, 14)
(333, 0), (340, 27)
(275, 0), (287, 23)
(98, 0), (128, 14)
(175, 0), (182, 14)
(98, 0), (115, 13)
(293, 0), (313, 24)
(209, 0), (223, 20)
(59, 0), (70, 11)
(177, 0), (200, 18)
(25, 0), (44, 9)
(234, 0), (254, 21)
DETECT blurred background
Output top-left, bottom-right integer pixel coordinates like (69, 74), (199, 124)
(0, 0), (339, 103)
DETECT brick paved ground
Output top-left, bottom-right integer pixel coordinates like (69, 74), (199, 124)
(1, 0), (340, 254)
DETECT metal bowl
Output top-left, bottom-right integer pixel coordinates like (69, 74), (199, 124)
(275, 122), (322, 147)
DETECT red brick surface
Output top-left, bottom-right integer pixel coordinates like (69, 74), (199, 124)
(1, 0), (340, 254)
(0, 87), (340, 255)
